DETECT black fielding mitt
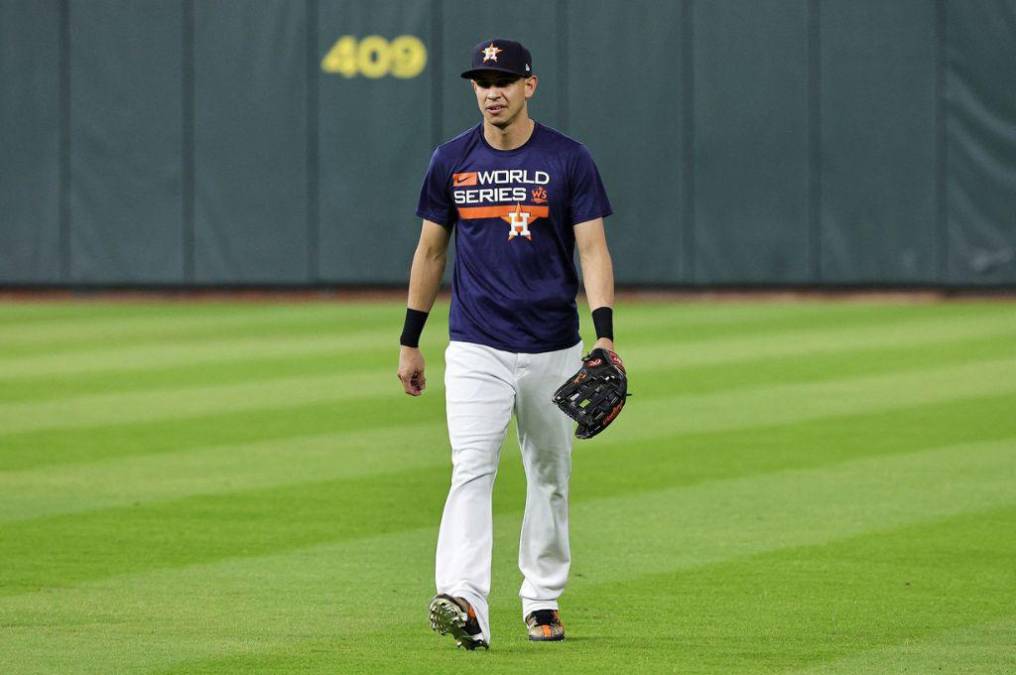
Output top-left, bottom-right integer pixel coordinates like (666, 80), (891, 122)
(553, 348), (630, 439)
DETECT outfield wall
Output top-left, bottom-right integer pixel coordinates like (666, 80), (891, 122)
(1, 0), (1014, 287)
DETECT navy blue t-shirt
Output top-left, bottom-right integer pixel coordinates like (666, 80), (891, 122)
(416, 122), (612, 353)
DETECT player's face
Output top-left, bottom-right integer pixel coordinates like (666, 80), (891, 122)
(471, 73), (537, 129)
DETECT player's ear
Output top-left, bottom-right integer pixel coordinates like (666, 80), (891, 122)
(524, 75), (538, 99)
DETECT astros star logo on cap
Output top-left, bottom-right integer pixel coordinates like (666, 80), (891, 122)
(482, 42), (502, 62)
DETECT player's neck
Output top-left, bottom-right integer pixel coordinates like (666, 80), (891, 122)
(483, 115), (535, 151)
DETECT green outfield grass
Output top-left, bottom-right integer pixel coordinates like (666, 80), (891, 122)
(1, 298), (1014, 674)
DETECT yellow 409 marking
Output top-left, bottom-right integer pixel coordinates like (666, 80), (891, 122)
(321, 35), (427, 79)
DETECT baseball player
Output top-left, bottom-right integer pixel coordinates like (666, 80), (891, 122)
(397, 38), (617, 650)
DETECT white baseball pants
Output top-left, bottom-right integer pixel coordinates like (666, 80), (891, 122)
(435, 339), (583, 644)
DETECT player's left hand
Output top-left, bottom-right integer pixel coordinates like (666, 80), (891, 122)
(592, 337), (614, 352)
(552, 345), (629, 439)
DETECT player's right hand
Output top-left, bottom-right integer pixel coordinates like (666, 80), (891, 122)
(397, 346), (427, 396)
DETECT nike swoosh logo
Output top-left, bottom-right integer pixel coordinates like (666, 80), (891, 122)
(454, 176), (471, 185)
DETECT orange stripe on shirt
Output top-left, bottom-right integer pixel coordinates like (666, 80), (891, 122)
(457, 205), (550, 220)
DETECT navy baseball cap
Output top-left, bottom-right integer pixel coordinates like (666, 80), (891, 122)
(460, 38), (533, 80)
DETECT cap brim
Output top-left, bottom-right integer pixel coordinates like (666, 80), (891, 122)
(460, 66), (529, 79)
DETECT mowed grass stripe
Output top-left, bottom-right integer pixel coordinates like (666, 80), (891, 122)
(0, 369), (395, 435)
(308, 506), (1016, 674)
(131, 510), (1016, 674)
(0, 301), (254, 323)
(554, 507), (1016, 675)
(2, 446), (1012, 672)
(1, 325), (1011, 470)
(3, 315), (1013, 406)
(0, 299), (1003, 351)
(41, 513), (1016, 674)
(0, 297), (949, 330)
(0, 300), (400, 328)
(2, 433), (1012, 596)
(0, 349), (1011, 441)
(2, 300), (1013, 673)
(628, 307), (1016, 369)
(4, 391), (1015, 523)
(541, 391), (1016, 506)
(569, 438), (1015, 579)
(1, 352), (1013, 448)
(0, 393), (446, 471)
(632, 332), (1016, 399)
(0, 298), (758, 353)
(0, 304), (405, 359)
(2, 302), (1010, 378)
(0, 311), (1011, 422)
(0, 421), (444, 521)
(612, 356), (1016, 441)
(617, 299), (1006, 329)
(0, 300), (938, 360)
(0, 325), (394, 377)
(792, 615), (1016, 674)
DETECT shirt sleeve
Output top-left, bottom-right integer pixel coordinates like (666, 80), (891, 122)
(568, 144), (613, 226)
(415, 148), (455, 228)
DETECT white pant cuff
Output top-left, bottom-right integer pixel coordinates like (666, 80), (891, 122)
(521, 599), (560, 618)
(443, 588), (491, 644)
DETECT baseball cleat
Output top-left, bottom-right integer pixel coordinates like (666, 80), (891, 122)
(428, 594), (488, 650)
(525, 609), (565, 641)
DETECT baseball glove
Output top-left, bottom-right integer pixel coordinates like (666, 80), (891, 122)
(552, 348), (629, 439)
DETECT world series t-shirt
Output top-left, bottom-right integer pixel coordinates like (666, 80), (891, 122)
(416, 122), (612, 354)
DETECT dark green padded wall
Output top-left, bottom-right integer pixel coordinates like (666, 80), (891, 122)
(0, 0), (1014, 287)
(567, 0), (688, 284)
(193, 0), (308, 283)
(818, 0), (938, 283)
(69, 0), (184, 282)
(0, 0), (61, 282)
(945, 0), (1016, 285)
(317, 0), (433, 283)
(693, 0), (811, 283)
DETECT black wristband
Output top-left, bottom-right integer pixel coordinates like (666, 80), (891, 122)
(591, 306), (614, 341)
(400, 308), (429, 348)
